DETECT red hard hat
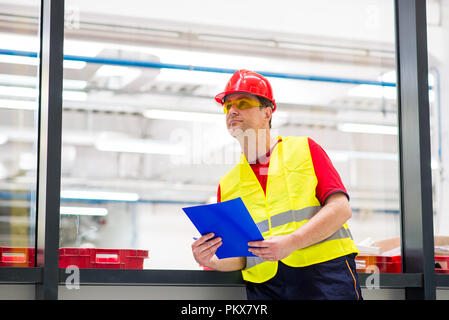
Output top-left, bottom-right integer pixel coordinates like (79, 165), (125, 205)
(215, 69), (276, 112)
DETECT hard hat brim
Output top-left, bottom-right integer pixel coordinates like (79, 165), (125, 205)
(214, 90), (277, 112)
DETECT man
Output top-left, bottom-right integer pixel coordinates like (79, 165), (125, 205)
(191, 69), (362, 300)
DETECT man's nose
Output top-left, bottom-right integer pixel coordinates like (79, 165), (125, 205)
(228, 103), (239, 114)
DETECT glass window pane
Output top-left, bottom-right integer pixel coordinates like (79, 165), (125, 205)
(0, 0), (40, 267)
(427, 0), (449, 274)
(60, 0), (400, 273)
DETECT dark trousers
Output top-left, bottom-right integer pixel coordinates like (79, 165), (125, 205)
(245, 253), (363, 300)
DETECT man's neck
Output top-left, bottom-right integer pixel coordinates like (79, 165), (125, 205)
(237, 129), (277, 163)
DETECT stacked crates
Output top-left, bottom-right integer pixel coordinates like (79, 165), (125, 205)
(0, 247), (148, 269)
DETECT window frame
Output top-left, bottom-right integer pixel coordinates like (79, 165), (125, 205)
(0, 0), (442, 300)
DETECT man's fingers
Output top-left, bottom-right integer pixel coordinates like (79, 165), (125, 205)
(192, 233), (216, 249)
(194, 233), (214, 244)
(249, 248), (276, 261)
(202, 237), (222, 250)
(248, 240), (268, 248)
(198, 239), (222, 258)
(196, 237), (222, 254)
(203, 233), (215, 240)
(249, 247), (269, 255)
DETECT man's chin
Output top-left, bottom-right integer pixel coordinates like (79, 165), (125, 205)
(228, 127), (245, 138)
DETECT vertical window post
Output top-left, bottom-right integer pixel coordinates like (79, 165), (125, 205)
(395, 0), (436, 300)
(35, 0), (64, 300)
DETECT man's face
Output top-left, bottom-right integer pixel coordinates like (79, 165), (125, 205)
(224, 93), (271, 137)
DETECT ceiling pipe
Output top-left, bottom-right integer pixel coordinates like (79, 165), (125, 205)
(0, 48), (397, 88)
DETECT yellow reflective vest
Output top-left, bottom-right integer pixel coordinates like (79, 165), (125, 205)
(219, 136), (359, 283)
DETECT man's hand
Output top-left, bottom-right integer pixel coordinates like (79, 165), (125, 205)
(248, 235), (295, 261)
(191, 233), (222, 269)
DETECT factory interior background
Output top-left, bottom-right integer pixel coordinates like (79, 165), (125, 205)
(0, 0), (448, 271)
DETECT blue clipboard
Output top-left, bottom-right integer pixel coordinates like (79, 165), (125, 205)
(182, 197), (264, 259)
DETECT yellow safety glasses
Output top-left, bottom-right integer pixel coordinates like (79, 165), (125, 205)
(223, 98), (261, 114)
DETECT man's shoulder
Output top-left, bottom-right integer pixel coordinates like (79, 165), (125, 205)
(219, 160), (242, 182)
(282, 135), (311, 148)
(281, 135), (309, 141)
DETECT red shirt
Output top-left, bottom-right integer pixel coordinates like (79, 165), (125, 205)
(217, 137), (348, 206)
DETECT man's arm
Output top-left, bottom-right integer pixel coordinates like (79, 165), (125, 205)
(191, 233), (246, 271)
(248, 192), (352, 261)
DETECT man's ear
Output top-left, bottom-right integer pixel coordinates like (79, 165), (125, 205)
(264, 107), (273, 120)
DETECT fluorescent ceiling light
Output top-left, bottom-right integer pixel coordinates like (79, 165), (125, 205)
(64, 60), (87, 70)
(347, 84), (397, 100)
(64, 40), (104, 57)
(0, 85), (36, 98)
(338, 123), (398, 135)
(63, 80), (87, 90)
(19, 152), (35, 170)
(328, 150), (398, 161)
(0, 162), (7, 179)
(0, 134), (7, 145)
(379, 70), (396, 83)
(61, 190), (139, 202)
(0, 74), (37, 86)
(143, 109), (223, 123)
(0, 85), (86, 102)
(326, 151), (349, 162)
(0, 33), (38, 52)
(0, 99), (37, 110)
(63, 90), (87, 101)
(95, 137), (186, 155)
(60, 206), (108, 216)
(0, 55), (37, 66)
(431, 159), (439, 170)
(156, 69), (230, 86)
(95, 65), (135, 77)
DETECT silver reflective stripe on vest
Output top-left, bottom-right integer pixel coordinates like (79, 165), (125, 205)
(315, 226), (353, 245)
(271, 206), (322, 229)
(255, 206), (322, 234)
(246, 256), (266, 269)
(245, 226), (354, 269)
(256, 220), (270, 234)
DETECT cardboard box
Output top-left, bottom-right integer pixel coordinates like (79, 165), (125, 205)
(355, 236), (449, 273)
(372, 236), (449, 256)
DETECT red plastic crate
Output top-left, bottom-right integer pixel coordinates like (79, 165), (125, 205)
(59, 248), (92, 268)
(354, 255), (377, 273)
(120, 249), (149, 269)
(59, 248), (149, 269)
(435, 256), (449, 274)
(356, 255), (449, 274)
(0, 247), (35, 267)
(376, 255), (402, 273)
(91, 249), (123, 269)
(0, 247), (148, 269)
(355, 255), (402, 273)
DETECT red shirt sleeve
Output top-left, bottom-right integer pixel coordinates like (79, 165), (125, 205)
(308, 137), (349, 205)
(217, 184), (221, 203)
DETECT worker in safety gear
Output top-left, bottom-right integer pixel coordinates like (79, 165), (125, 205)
(191, 69), (362, 300)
